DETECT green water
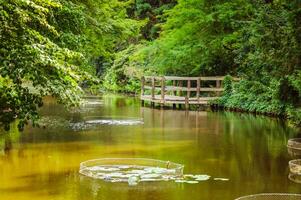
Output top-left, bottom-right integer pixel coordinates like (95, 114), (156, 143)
(0, 94), (300, 200)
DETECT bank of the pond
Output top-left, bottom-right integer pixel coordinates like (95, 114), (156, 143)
(211, 77), (301, 128)
(103, 87), (301, 129)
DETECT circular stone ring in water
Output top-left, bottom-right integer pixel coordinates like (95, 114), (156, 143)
(79, 158), (184, 185)
(235, 193), (301, 200)
(287, 138), (301, 157)
(289, 159), (301, 175)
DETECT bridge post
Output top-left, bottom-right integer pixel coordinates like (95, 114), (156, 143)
(197, 78), (200, 103)
(160, 77), (165, 108)
(186, 80), (191, 110)
(172, 80), (176, 108)
(185, 96), (189, 110)
(139, 75), (238, 109)
(216, 80), (221, 96)
(216, 79), (221, 96)
(151, 77), (155, 107)
(178, 80), (183, 109)
(141, 76), (145, 106)
(179, 80), (183, 96)
(187, 80), (191, 98)
(172, 80), (176, 96)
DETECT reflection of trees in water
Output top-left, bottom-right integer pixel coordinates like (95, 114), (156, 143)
(4, 137), (12, 154)
(0, 123), (20, 155)
(219, 111), (298, 192)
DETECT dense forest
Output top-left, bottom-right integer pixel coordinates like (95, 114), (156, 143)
(0, 0), (300, 130)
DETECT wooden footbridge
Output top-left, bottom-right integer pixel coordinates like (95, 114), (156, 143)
(140, 76), (239, 109)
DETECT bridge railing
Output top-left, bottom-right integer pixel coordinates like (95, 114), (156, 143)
(141, 76), (240, 108)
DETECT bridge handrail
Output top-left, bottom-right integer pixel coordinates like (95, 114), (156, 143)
(143, 76), (240, 81)
(140, 75), (240, 108)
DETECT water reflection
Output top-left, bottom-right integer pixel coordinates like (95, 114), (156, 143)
(0, 94), (300, 200)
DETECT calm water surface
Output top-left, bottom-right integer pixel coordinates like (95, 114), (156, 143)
(0, 94), (300, 200)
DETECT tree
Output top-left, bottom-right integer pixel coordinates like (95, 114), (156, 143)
(0, 0), (90, 130)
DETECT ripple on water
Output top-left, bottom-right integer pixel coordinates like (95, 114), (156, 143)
(38, 116), (143, 130)
(70, 118), (144, 131)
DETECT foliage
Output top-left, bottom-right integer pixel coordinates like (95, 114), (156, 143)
(54, 0), (143, 75)
(0, 0), (142, 130)
(1, 0), (301, 128)
(103, 0), (301, 126)
(135, 0), (176, 40)
(129, 0), (253, 76)
(226, 1), (301, 125)
(219, 79), (285, 114)
(0, 0), (93, 130)
(102, 45), (145, 93)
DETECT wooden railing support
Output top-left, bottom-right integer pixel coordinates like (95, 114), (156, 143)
(216, 79), (221, 96)
(185, 96), (189, 110)
(161, 77), (165, 107)
(172, 80), (176, 96)
(151, 77), (155, 107)
(179, 80), (183, 96)
(141, 76), (145, 106)
(197, 78), (200, 103)
(187, 80), (191, 99)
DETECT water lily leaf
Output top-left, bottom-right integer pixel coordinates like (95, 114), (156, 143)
(213, 178), (229, 181)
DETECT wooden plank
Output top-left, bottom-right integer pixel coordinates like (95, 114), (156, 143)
(164, 86), (224, 92)
(199, 88), (224, 92)
(165, 86), (195, 91)
(151, 77), (155, 100)
(164, 76), (199, 81)
(197, 78), (200, 102)
(161, 77), (165, 105)
(144, 86), (223, 92)
(143, 86), (161, 90)
(187, 80), (191, 99)
(141, 95), (218, 101)
(140, 96), (209, 104)
(179, 81), (183, 96)
(216, 79), (221, 96)
(200, 76), (225, 81)
(185, 96), (189, 109)
(200, 76), (240, 81)
(172, 80), (176, 96)
(140, 75), (240, 107)
(145, 76), (240, 81)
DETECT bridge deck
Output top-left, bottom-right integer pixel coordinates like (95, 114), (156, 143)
(141, 95), (218, 105)
(140, 76), (239, 108)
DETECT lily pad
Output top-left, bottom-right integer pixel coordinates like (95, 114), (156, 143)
(175, 180), (187, 183)
(194, 175), (211, 181)
(214, 178), (229, 181)
(141, 174), (162, 179)
(186, 181), (199, 184)
(128, 170), (146, 174)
